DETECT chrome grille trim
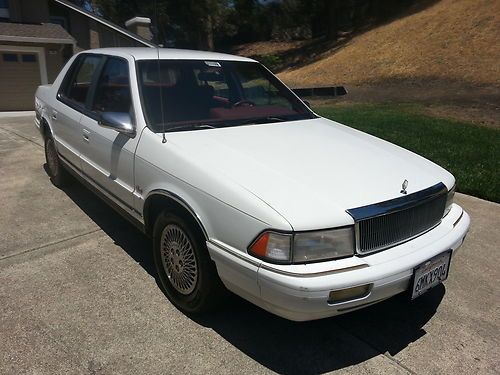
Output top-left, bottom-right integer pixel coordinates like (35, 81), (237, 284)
(347, 183), (448, 255)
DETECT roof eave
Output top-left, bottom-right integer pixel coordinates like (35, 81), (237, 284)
(52, 0), (156, 48)
(0, 35), (75, 45)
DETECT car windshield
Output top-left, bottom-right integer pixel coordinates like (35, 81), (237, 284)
(137, 59), (315, 132)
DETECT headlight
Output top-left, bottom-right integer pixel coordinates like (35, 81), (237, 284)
(248, 227), (355, 264)
(293, 227), (355, 262)
(443, 184), (456, 217)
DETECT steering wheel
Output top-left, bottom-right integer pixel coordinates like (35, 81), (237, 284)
(233, 100), (256, 107)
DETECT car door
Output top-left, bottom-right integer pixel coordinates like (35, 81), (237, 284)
(79, 55), (138, 212)
(51, 54), (102, 170)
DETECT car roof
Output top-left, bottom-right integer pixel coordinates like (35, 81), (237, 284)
(84, 47), (256, 62)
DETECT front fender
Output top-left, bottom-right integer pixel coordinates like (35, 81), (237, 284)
(135, 159), (274, 252)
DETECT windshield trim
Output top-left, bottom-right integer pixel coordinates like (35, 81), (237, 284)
(135, 59), (316, 133)
(160, 113), (313, 132)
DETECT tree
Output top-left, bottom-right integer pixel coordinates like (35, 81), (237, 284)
(90, 0), (229, 50)
(173, 0), (229, 51)
(75, 0), (426, 49)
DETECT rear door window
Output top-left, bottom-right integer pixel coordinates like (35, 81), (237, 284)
(63, 55), (101, 107)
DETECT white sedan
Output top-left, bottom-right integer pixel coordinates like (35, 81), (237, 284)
(34, 47), (470, 321)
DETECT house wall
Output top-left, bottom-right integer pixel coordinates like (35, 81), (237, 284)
(7, 0), (50, 23)
(0, 0), (150, 110)
(89, 21), (144, 48)
(43, 43), (67, 81)
(49, 1), (149, 52)
(68, 11), (90, 51)
(89, 20), (100, 49)
(48, 1), (89, 51)
(7, 0), (151, 52)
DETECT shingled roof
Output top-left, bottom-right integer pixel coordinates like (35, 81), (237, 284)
(0, 22), (75, 44)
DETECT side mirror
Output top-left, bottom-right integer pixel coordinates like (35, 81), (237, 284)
(303, 100), (311, 108)
(98, 112), (135, 137)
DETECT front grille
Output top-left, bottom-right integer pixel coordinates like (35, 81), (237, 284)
(347, 183), (448, 254)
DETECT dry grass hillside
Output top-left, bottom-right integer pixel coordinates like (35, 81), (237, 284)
(276, 0), (500, 88)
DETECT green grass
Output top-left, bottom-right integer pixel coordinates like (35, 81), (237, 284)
(315, 104), (500, 203)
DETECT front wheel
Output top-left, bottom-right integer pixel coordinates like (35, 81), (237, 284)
(44, 136), (71, 187)
(153, 212), (225, 314)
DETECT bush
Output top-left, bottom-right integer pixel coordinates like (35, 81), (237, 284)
(259, 54), (282, 72)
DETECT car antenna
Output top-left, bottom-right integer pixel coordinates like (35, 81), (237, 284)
(154, 0), (167, 143)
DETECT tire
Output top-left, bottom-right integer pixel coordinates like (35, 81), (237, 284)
(153, 211), (224, 314)
(44, 136), (71, 187)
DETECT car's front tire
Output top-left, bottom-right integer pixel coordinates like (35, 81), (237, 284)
(44, 136), (71, 187)
(153, 211), (225, 314)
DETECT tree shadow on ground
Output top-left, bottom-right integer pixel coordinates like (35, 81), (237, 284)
(60, 179), (444, 374)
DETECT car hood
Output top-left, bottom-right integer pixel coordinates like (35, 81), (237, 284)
(167, 117), (454, 230)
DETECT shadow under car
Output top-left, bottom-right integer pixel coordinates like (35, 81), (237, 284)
(56, 169), (445, 374)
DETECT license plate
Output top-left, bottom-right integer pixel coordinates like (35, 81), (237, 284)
(411, 252), (451, 299)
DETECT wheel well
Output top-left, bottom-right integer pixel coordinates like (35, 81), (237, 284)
(144, 193), (208, 240)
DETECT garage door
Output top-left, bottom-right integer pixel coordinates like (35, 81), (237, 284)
(0, 51), (41, 111)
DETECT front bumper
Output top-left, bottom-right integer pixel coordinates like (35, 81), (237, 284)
(208, 204), (470, 321)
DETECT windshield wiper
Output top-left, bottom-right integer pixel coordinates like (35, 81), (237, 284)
(239, 116), (289, 126)
(164, 123), (217, 133)
(161, 116), (290, 133)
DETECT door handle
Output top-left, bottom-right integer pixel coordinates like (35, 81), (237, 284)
(83, 129), (90, 143)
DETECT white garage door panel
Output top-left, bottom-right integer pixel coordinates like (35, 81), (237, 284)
(0, 52), (41, 110)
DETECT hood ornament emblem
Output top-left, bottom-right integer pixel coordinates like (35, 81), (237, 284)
(401, 179), (409, 195)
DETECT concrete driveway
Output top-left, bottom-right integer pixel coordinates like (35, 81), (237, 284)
(0, 114), (499, 375)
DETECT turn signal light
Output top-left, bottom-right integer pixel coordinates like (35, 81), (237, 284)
(248, 232), (291, 263)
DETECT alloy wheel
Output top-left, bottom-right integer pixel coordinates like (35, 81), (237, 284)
(160, 224), (198, 295)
